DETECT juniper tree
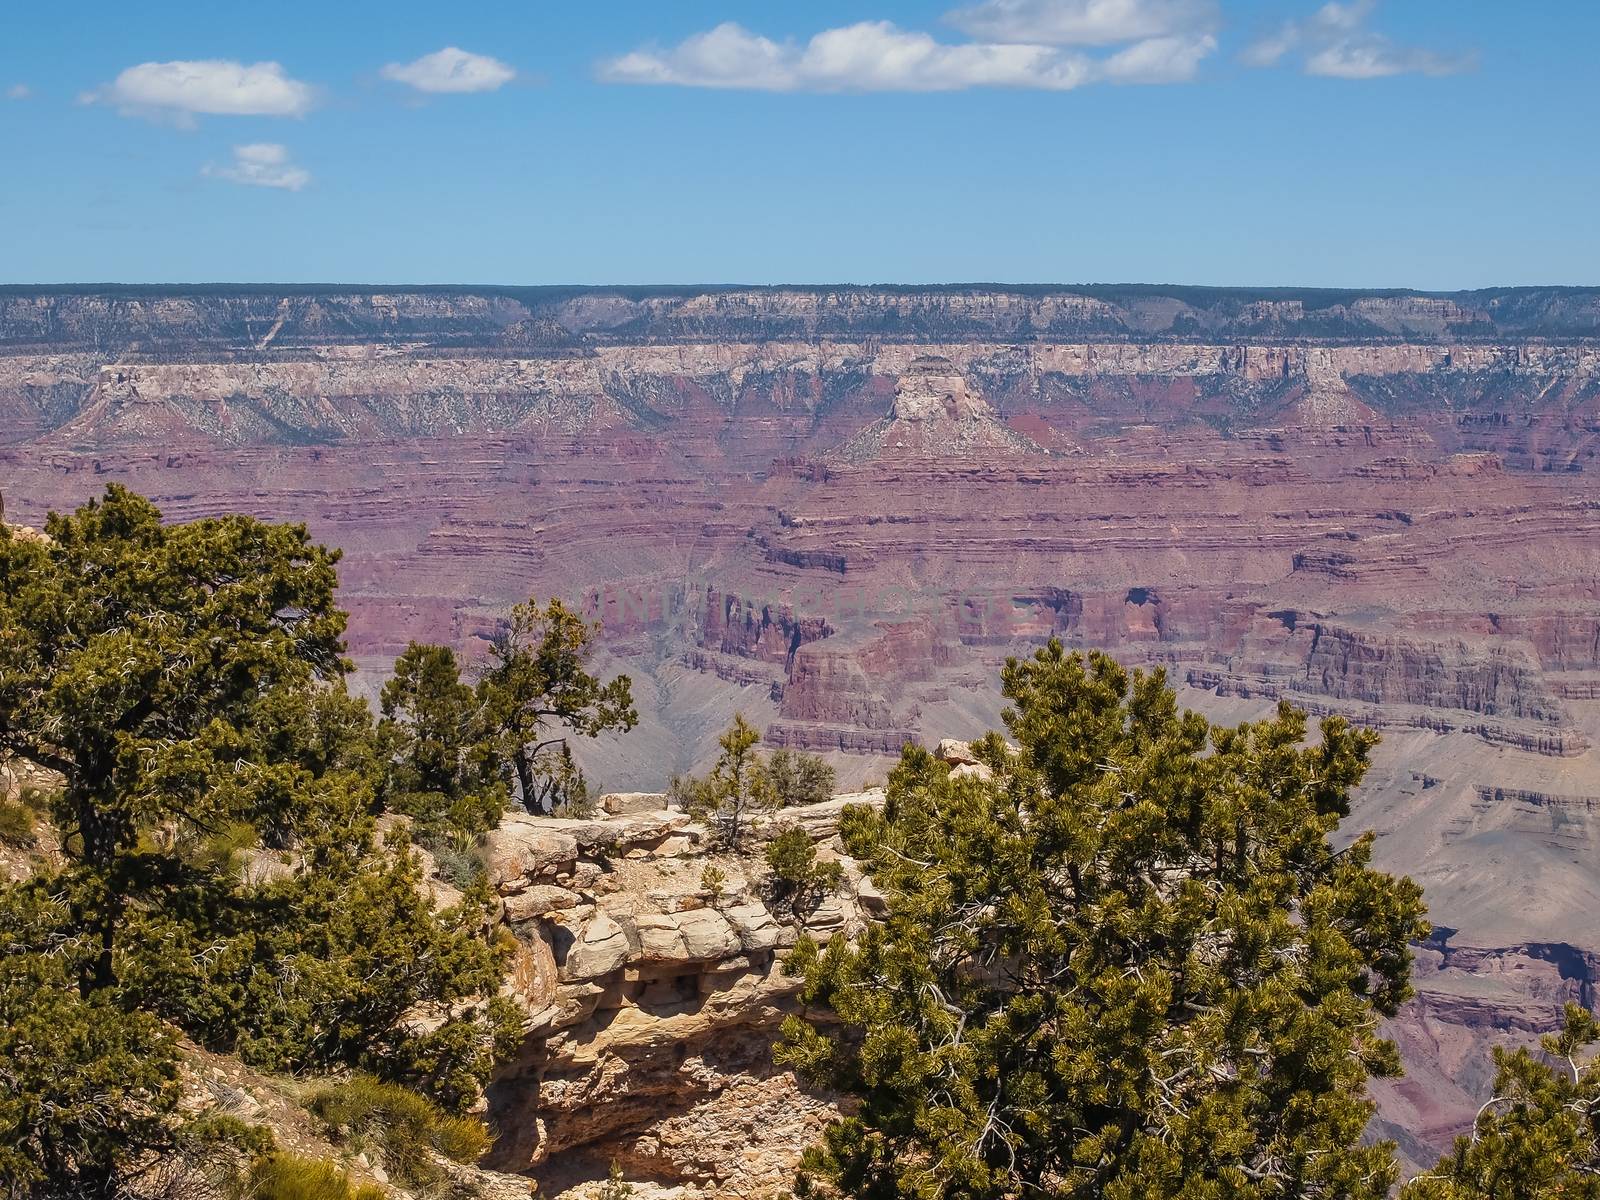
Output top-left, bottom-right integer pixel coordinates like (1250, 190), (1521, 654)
(779, 642), (1428, 1200)
(0, 487), (518, 1135)
(0, 484), (347, 992)
(765, 824), (844, 918)
(0, 883), (181, 1196)
(476, 598), (637, 813)
(1402, 1003), (1600, 1200)
(682, 714), (779, 848)
(379, 641), (507, 845)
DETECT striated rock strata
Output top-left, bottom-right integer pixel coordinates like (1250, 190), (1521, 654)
(4, 284), (1600, 1183)
(479, 792), (886, 1196)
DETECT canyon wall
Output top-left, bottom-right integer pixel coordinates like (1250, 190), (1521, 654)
(4, 284), (1600, 1186)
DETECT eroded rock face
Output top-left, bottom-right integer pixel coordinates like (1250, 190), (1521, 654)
(891, 355), (991, 422)
(6, 286), (1600, 1188)
(837, 355), (1047, 461)
(481, 791), (883, 1197)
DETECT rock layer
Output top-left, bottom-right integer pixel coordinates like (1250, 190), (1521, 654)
(4, 284), (1600, 1187)
(480, 790), (885, 1196)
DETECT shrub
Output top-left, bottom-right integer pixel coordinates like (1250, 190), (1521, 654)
(427, 840), (485, 891)
(0, 798), (37, 847)
(0, 886), (184, 1197)
(373, 995), (524, 1116)
(763, 826), (842, 918)
(248, 1152), (387, 1200)
(596, 1160), (634, 1200)
(700, 864), (728, 903)
(679, 716), (777, 849)
(668, 772), (714, 813)
(766, 749), (836, 808)
(310, 1075), (491, 1189)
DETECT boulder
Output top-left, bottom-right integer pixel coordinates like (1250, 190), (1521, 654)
(674, 908), (741, 961)
(936, 738), (979, 765)
(645, 833), (699, 859)
(504, 884), (583, 923)
(483, 819), (579, 893)
(560, 913), (634, 981)
(539, 811), (693, 856)
(856, 874), (889, 916)
(635, 912), (689, 962)
(722, 901), (783, 952)
(600, 791), (669, 815)
(803, 896), (856, 937)
(754, 789), (885, 843)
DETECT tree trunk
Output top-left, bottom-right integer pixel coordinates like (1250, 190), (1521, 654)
(75, 787), (122, 996)
(512, 746), (537, 813)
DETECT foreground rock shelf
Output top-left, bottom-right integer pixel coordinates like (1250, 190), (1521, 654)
(480, 791), (883, 1195)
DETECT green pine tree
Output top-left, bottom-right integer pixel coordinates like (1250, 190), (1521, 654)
(0, 484), (349, 993)
(476, 598), (637, 813)
(1402, 1003), (1600, 1200)
(0, 487), (525, 1196)
(379, 641), (507, 846)
(779, 642), (1428, 1200)
(0, 884), (181, 1194)
(682, 714), (779, 849)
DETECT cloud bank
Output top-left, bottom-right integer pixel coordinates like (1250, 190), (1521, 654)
(945, 0), (1218, 46)
(380, 47), (516, 94)
(599, 11), (1217, 92)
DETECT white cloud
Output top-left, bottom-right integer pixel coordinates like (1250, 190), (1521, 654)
(5, 83), (31, 100)
(203, 143), (311, 191)
(1242, 1), (1474, 78)
(1100, 33), (1217, 83)
(1305, 39), (1472, 79)
(1238, 28), (1297, 68)
(84, 60), (316, 126)
(944, 0), (1217, 46)
(599, 18), (1217, 92)
(380, 46), (516, 94)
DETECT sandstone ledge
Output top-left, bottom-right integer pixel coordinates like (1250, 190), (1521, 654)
(480, 790), (885, 1196)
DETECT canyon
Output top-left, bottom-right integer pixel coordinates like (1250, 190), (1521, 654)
(3, 283), (1600, 1189)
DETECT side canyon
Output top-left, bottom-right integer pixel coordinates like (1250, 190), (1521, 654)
(4, 283), (1600, 1189)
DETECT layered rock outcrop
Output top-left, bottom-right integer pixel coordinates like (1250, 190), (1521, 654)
(469, 769), (1598, 1193)
(479, 792), (885, 1196)
(5, 285), (1599, 1182)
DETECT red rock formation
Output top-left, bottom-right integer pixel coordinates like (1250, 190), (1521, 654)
(5, 285), (1600, 1175)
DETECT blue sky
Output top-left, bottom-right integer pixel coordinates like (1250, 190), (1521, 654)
(1, 1), (1595, 287)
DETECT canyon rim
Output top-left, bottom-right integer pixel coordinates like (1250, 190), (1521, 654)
(5, 282), (1600, 1189)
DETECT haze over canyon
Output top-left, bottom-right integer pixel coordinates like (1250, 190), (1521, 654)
(4, 282), (1600, 1172)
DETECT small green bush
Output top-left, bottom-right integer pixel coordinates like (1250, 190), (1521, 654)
(247, 1152), (386, 1200)
(700, 864), (727, 902)
(426, 841), (484, 891)
(0, 799), (37, 848)
(309, 1075), (490, 1189)
(766, 749), (836, 808)
(596, 1160), (634, 1200)
(763, 826), (842, 917)
(189, 821), (260, 876)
